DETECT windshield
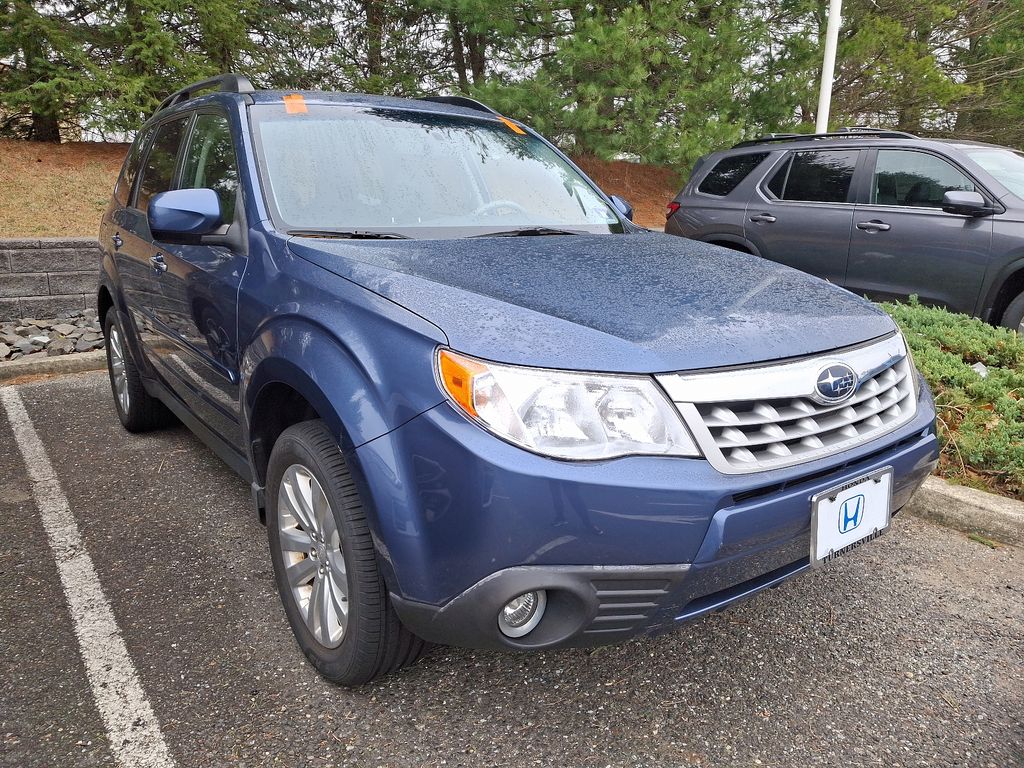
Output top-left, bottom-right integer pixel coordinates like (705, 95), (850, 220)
(964, 147), (1024, 198)
(251, 104), (623, 238)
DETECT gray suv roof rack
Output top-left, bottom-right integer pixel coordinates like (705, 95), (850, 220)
(416, 95), (498, 115)
(732, 128), (917, 149)
(155, 73), (255, 115)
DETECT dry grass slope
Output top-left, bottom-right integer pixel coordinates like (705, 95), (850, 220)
(0, 141), (679, 236)
(0, 140), (128, 238)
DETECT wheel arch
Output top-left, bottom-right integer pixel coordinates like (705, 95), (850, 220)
(243, 345), (406, 594)
(240, 314), (443, 487)
(705, 236), (759, 256)
(986, 259), (1024, 326)
(97, 284), (115, 326)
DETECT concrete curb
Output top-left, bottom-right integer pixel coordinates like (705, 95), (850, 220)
(0, 349), (106, 383)
(905, 475), (1024, 547)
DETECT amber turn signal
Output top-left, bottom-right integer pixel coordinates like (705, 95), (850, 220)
(438, 349), (488, 417)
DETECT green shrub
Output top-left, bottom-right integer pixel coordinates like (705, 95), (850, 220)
(882, 298), (1024, 498)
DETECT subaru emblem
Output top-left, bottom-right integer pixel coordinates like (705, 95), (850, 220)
(814, 363), (858, 403)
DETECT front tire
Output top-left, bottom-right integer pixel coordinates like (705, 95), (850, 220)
(1000, 290), (1024, 334)
(266, 420), (425, 685)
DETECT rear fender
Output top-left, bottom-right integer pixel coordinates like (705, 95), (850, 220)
(704, 235), (761, 257)
(97, 255), (152, 377)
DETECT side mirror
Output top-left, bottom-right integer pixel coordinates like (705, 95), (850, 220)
(610, 195), (634, 221)
(942, 190), (991, 217)
(148, 188), (223, 240)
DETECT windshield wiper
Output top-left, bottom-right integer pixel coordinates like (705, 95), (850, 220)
(287, 229), (411, 240)
(470, 226), (587, 238)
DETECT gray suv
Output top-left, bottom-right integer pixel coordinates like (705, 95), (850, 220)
(665, 130), (1024, 332)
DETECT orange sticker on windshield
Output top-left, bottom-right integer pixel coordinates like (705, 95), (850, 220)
(283, 94), (308, 114)
(499, 116), (526, 135)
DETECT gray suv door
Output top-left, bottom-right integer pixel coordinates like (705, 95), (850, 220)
(743, 149), (862, 285)
(845, 148), (993, 313)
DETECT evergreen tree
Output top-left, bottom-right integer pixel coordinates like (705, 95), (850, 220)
(0, 0), (105, 141)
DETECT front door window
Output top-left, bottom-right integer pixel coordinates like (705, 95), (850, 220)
(871, 150), (975, 208)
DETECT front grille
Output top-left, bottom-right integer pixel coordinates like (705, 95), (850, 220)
(656, 334), (918, 474)
(697, 357), (914, 470)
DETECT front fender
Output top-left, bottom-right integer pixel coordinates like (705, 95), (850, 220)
(240, 314), (446, 456)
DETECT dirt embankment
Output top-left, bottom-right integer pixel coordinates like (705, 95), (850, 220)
(572, 155), (682, 229)
(0, 140), (129, 238)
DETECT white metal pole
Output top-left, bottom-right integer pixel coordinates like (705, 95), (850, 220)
(815, 0), (843, 134)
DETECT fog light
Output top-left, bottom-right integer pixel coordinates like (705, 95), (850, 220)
(497, 590), (547, 638)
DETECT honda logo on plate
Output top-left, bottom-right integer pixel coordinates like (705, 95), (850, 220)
(838, 494), (865, 534)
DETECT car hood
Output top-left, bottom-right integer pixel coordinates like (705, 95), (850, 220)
(286, 232), (896, 373)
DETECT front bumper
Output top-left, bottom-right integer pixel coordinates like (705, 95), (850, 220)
(354, 379), (938, 650)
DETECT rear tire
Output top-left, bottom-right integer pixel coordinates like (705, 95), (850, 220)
(1000, 291), (1024, 334)
(103, 312), (175, 432)
(266, 420), (425, 685)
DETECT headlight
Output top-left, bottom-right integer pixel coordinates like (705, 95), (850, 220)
(436, 349), (700, 460)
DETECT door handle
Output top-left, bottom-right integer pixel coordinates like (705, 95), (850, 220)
(112, 233), (123, 250)
(150, 254), (168, 274)
(856, 220), (891, 232)
(749, 213), (777, 224)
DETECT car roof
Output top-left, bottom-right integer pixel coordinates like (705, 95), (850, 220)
(246, 90), (498, 119)
(145, 85), (510, 130)
(724, 134), (1017, 155)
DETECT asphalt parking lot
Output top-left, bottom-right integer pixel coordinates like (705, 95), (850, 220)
(1, 371), (1022, 768)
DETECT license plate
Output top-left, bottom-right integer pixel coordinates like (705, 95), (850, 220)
(810, 467), (893, 567)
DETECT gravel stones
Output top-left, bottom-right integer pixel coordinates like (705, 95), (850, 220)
(0, 309), (103, 362)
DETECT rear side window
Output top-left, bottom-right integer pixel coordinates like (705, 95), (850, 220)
(766, 150), (859, 203)
(136, 115), (190, 212)
(697, 153), (768, 196)
(113, 134), (148, 207)
(871, 149), (975, 207)
(179, 113), (239, 222)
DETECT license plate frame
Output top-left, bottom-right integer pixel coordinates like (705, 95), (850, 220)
(810, 467), (893, 568)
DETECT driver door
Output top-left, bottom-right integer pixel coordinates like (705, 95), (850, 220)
(846, 148), (993, 313)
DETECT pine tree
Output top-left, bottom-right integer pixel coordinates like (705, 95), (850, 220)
(0, 0), (106, 141)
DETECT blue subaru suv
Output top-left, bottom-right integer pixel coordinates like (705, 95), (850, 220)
(98, 74), (939, 685)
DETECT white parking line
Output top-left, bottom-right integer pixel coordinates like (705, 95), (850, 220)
(1, 387), (176, 768)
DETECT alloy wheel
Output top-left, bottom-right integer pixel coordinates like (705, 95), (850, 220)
(277, 464), (350, 648)
(108, 324), (130, 414)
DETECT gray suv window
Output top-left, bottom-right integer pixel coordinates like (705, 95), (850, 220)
(871, 149), (975, 207)
(767, 150), (859, 203)
(698, 152), (768, 196)
(963, 147), (1024, 197)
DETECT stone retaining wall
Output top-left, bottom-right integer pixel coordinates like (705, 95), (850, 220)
(0, 238), (102, 321)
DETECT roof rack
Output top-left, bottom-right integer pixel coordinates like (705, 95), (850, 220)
(416, 95), (498, 115)
(155, 73), (255, 115)
(732, 127), (917, 149)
